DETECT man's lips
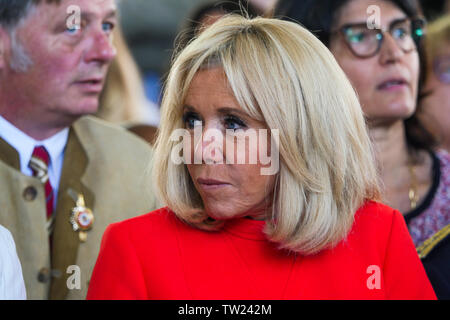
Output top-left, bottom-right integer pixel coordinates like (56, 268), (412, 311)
(75, 77), (103, 84)
(74, 78), (104, 92)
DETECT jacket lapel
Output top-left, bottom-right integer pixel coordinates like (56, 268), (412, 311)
(0, 137), (20, 170)
(49, 128), (95, 300)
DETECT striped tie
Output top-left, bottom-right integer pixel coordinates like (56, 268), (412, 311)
(29, 146), (55, 234)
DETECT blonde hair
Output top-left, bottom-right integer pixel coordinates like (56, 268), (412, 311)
(153, 15), (380, 255)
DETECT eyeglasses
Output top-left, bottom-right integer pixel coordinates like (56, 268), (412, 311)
(433, 55), (450, 84)
(335, 18), (426, 58)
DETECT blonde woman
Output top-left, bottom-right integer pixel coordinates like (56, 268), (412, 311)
(87, 16), (435, 299)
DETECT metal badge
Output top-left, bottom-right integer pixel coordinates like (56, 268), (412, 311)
(68, 189), (94, 242)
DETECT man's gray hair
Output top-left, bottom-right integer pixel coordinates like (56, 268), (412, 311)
(8, 28), (33, 72)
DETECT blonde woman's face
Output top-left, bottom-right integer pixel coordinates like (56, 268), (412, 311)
(329, 0), (420, 126)
(183, 67), (276, 220)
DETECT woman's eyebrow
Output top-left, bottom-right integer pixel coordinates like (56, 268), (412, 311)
(217, 107), (247, 117)
(182, 105), (196, 112)
(104, 9), (117, 20)
(340, 16), (408, 28)
(388, 17), (410, 27)
(183, 106), (248, 117)
(341, 20), (367, 26)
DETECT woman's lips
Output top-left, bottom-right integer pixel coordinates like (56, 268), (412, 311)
(377, 78), (408, 91)
(196, 178), (230, 191)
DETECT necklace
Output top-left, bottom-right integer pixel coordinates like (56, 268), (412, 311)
(408, 162), (419, 210)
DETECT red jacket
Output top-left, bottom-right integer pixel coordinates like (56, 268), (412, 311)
(87, 201), (436, 300)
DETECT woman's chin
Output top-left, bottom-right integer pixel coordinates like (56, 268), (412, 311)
(366, 105), (416, 125)
(205, 211), (236, 221)
(204, 205), (243, 221)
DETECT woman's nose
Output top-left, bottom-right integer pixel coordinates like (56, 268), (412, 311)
(193, 125), (225, 164)
(379, 32), (404, 65)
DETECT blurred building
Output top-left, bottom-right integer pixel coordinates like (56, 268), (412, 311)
(118, 0), (205, 103)
(118, 0), (275, 104)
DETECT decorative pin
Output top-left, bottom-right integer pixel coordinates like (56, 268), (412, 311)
(68, 189), (94, 242)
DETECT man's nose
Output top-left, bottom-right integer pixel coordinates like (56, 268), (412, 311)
(84, 30), (116, 64)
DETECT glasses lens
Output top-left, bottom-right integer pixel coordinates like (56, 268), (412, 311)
(434, 56), (450, 84)
(390, 19), (416, 52)
(343, 27), (380, 57)
(412, 19), (426, 40)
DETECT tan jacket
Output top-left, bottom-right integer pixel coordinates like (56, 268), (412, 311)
(0, 116), (157, 300)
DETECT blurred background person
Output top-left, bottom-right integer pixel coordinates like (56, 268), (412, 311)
(118, 0), (270, 108)
(419, 0), (450, 21)
(177, 0), (264, 59)
(276, 0), (449, 299)
(248, 0), (279, 15)
(416, 16), (450, 299)
(88, 16), (434, 300)
(0, 225), (26, 300)
(118, 0), (209, 107)
(96, 24), (160, 144)
(418, 15), (450, 153)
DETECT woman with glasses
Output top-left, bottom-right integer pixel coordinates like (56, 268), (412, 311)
(276, 0), (449, 299)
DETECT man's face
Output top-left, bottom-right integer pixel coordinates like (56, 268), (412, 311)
(1, 0), (117, 128)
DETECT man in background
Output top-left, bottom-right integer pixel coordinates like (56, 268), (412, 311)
(0, 0), (156, 299)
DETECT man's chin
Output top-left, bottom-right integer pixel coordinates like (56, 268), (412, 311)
(71, 98), (101, 116)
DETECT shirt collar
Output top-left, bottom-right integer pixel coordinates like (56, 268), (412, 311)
(0, 115), (69, 172)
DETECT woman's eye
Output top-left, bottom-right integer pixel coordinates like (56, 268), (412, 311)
(224, 115), (247, 131)
(345, 30), (367, 43)
(392, 27), (408, 39)
(183, 112), (202, 129)
(350, 33), (365, 43)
